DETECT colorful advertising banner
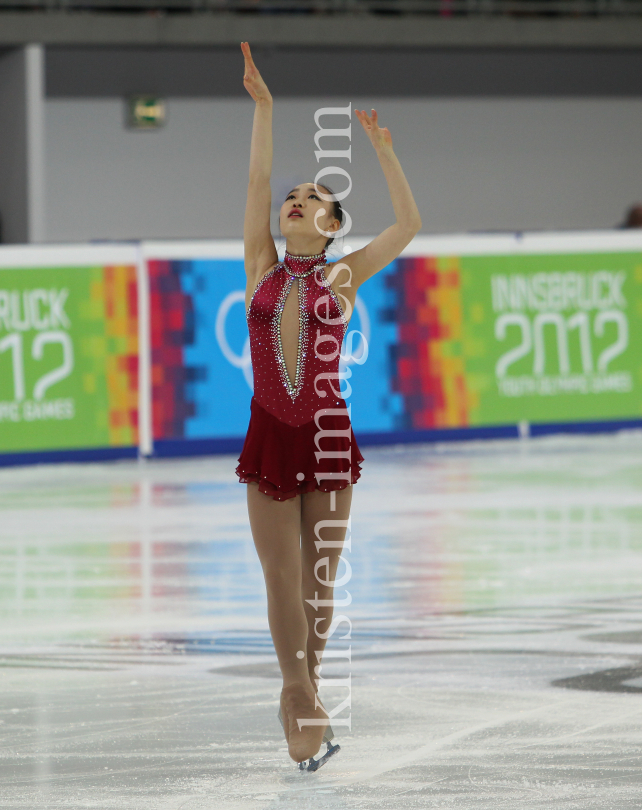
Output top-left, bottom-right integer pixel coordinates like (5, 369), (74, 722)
(390, 247), (642, 430)
(145, 234), (642, 451)
(144, 242), (396, 446)
(2, 233), (641, 464)
(0, 247), (140, 456)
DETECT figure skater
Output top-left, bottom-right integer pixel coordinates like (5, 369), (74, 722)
(236, 41), (421, 771)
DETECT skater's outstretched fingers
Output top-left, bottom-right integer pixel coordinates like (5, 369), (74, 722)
(355, 107), (393, 151)
(241, 41), (272, 104)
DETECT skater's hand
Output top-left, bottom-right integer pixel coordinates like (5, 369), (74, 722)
(355, 108), (393, 153)
(241, 42), (272, 105)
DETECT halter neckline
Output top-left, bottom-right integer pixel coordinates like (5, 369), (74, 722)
(282, 249), (326, 278)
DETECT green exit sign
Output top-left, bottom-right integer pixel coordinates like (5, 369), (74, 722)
(127, 96), (166, 130)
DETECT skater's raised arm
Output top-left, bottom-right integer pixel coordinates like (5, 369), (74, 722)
(341, 109), (421, 287)
(241, 42), (278, 283)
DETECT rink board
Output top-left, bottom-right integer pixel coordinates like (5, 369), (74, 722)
(144, 233), (642, 455)
(0, 246), (140, 461)
(1, 233), (642, 463)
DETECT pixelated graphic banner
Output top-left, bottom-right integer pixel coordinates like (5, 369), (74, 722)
(146, 236), (642, 444)
(0, 259), (139, 452)
(146, 250), (400, 441)
(5, 235), (639, 464)
(389, 250), (642, 429)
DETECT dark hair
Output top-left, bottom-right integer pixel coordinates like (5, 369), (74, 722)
(623, 203), (642, 228)
(315, 183), (343, 249)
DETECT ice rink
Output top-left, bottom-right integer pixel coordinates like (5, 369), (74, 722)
(2, 432), (642, 809)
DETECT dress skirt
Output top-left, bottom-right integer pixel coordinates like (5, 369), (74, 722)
(236, 397), (364, 501)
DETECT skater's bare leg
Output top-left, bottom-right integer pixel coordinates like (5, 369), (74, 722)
(301, 486), (353, 691)
(246, 483), (309, 687)
(247, 482), (335, 761)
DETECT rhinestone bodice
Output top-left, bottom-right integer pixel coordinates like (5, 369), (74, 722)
(246, 253), (349, 427)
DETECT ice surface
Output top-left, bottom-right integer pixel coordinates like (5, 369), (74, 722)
(1, 432), (642, 808)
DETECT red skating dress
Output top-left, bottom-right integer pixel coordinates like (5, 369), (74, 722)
(236, 249), (364, 501)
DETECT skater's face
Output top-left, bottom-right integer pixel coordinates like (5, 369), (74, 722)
(279, 183), (340, 247)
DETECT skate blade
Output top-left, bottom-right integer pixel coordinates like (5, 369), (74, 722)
(298, 741), (340, 773)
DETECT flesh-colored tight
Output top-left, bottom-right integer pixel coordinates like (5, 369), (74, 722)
(246, 482), (352, 690)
